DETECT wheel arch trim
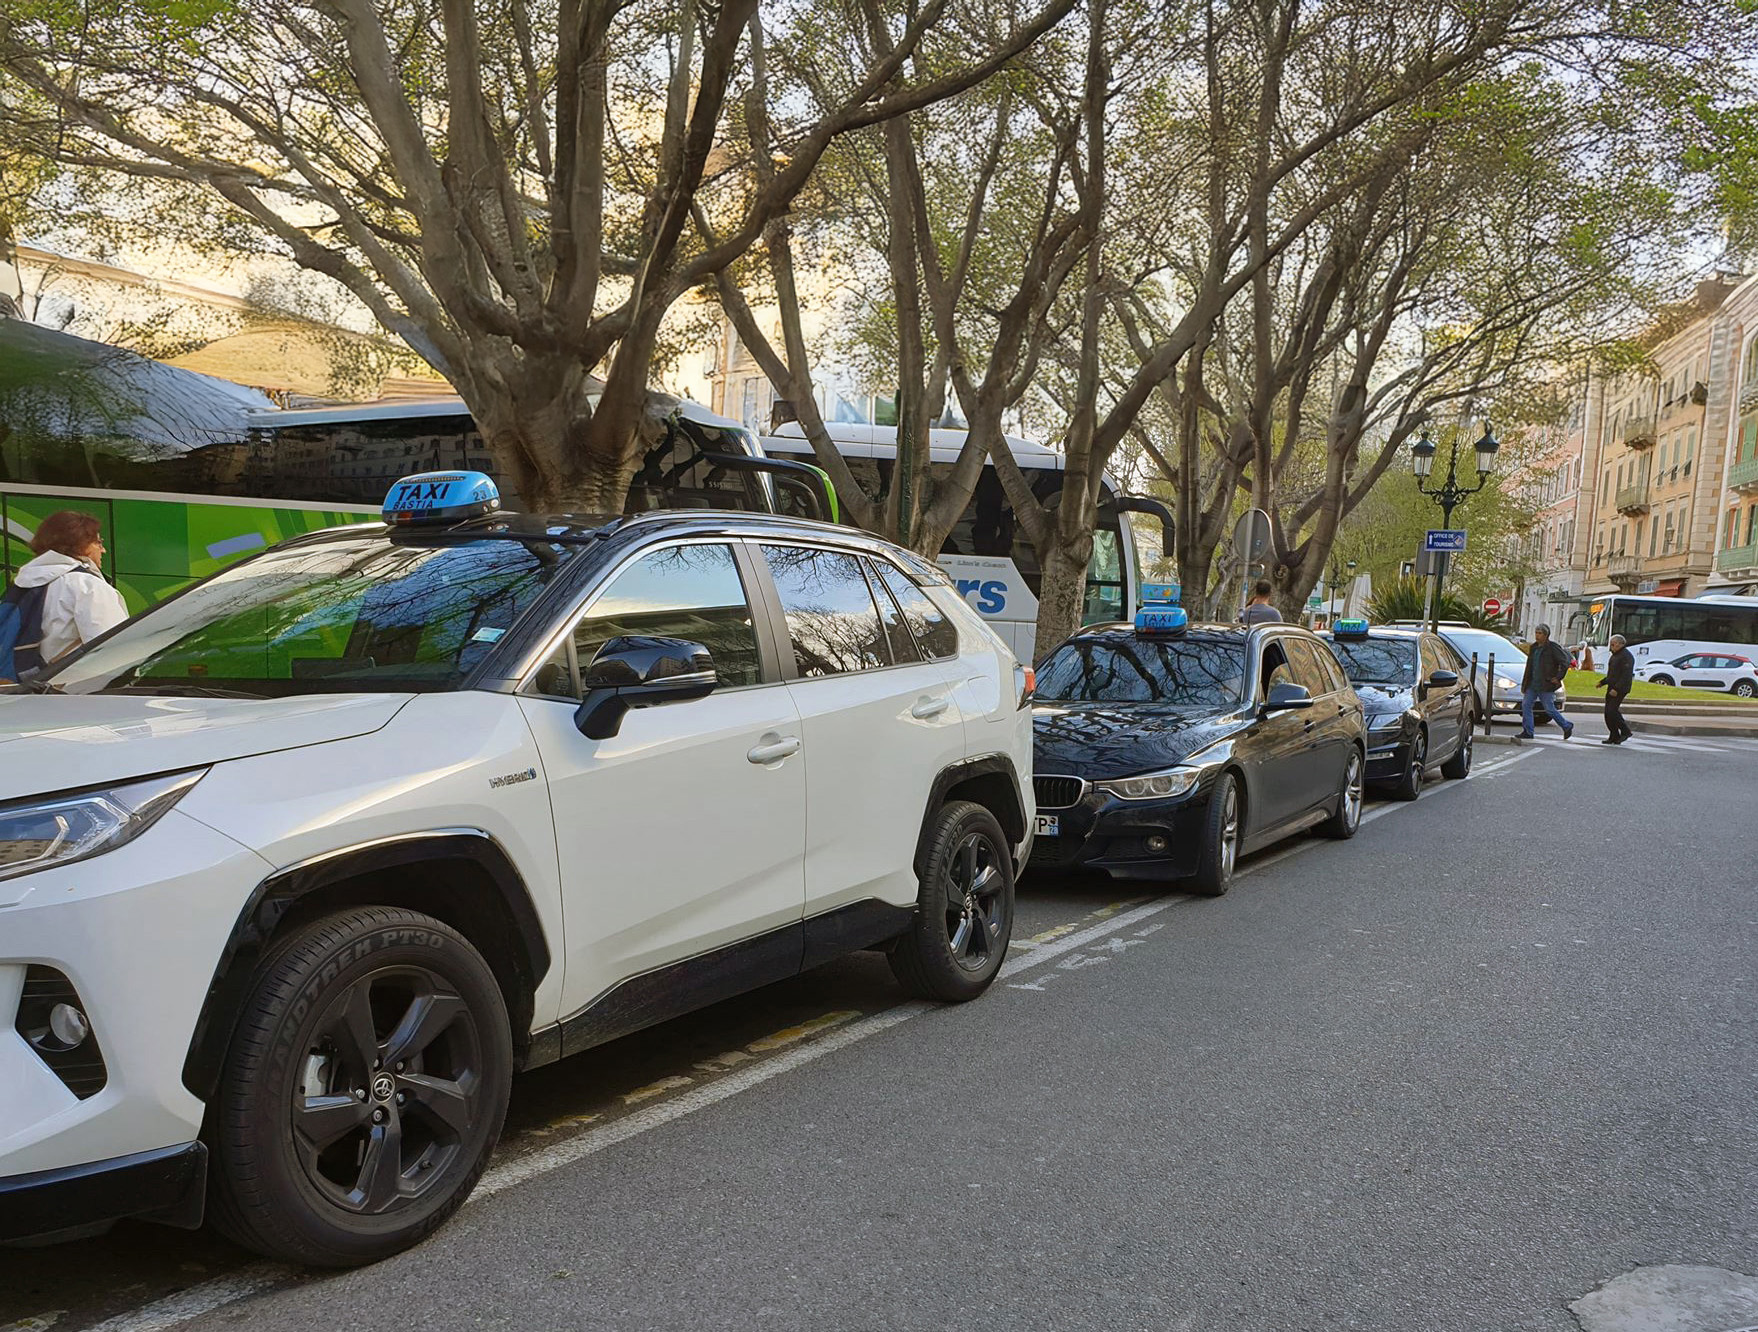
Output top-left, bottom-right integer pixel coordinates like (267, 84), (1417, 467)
(181, 828), (551, 1102)
(915, 753), (1027, 877)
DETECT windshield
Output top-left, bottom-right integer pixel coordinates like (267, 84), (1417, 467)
(1328, 638), (1416, 685)
(1036, 636), (1246, 708)
(1439, 629), (1524, 670)
(45, 533), (575, 697)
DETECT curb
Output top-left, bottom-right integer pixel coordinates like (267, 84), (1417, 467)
(1629, 719), (1758, 739)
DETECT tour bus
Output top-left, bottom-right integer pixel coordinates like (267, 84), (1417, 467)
(759, 423), (1174, 660)
(1, 390), (812, 613)
(1584, 593), (1758, 668)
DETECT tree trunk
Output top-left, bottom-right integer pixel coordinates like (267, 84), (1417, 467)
(1032, 540), (1093, 663)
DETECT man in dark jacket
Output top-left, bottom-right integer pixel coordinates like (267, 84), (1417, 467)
(1520, 623), (1575, 739)
(1597, 633), (1635, 744)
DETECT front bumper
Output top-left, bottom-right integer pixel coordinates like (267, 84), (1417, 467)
(1, 809), (270, 1236)
(1364, 732), (1415, 782)
(1027, 780), (1214, 880)
(0, 1141), (206, 1242)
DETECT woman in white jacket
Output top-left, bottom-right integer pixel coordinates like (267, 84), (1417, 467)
(10, 510), (130, 665)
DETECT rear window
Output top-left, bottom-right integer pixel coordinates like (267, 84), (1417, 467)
(1036, 636), (1246, 707)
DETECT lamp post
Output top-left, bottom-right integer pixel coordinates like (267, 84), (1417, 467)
(1410, 420), (1500, 630)
(1326, 555), (1357, 625)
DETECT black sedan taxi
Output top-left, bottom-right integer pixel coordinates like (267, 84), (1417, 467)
(1029, 604), (1366, 897)
(1318, 620), (1473, 800)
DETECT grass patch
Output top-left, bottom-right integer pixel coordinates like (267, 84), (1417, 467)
(1563, 667), (1758, 705)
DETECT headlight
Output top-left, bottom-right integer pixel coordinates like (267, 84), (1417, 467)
(1366, 713), (1406, 734)
(1495, 675), (1520, 691)
(0, 770), (205, 883)
(1096, 768), (1201, 801)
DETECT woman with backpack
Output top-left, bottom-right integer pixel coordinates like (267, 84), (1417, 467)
(1, 510), (129, 681)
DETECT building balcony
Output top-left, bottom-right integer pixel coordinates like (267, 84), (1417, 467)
(1719, 541), (1758, 576)
(1614, 483), (1651, 515)
(1740, 380), (1758, 414)
(1728, 455), (1758, 494)
(1620, 416), (1657, 449)
(1606, 553), (1644, 588)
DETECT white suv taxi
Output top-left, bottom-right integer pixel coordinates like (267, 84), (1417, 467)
(0, 473), (1033, 1266)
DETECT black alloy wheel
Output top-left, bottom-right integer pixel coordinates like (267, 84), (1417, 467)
(209, 907), (512, 1267)
(890, 800), (1014, 1001)
(1441, 725), (1473, 779)
(1390, 731), (1425, 802)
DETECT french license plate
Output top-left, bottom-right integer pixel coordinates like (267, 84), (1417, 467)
(1034, 814), (1059, 837)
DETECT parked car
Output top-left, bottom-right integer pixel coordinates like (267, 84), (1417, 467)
(1392, 622), (1567, 724)
(1028, 605), (1366, 898)
(1318, 620), (1473, 799)
(1635, 651), (1758, 696)
(0, 471), (1034, 1266)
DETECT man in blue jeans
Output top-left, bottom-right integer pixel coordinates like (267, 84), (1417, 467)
(1520, 623), (1574, 739)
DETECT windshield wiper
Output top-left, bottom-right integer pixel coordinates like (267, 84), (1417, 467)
(98, 684), (268, 700)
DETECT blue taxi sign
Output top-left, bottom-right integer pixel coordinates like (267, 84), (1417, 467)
(1135, 603), (1189, 636)
(383, 471), (501, 525)
(1333, 617), (1370, 639)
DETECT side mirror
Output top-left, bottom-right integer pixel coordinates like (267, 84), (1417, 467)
(575, 636), (716, 740)
(1261, 681), (1313, 712)
(1427, 669), (1460, 689)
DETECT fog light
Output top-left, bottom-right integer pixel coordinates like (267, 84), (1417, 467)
(1145, 835), (1169, 853)
(48, 1002), (90, 1049)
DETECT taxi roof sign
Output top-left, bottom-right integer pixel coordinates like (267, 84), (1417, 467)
(383, 471), (501, 526)
(1332, 617), (1370, 639)
(1135, 603), (1189, 636)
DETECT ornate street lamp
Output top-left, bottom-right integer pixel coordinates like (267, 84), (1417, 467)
(1411, 422), (1500, 526)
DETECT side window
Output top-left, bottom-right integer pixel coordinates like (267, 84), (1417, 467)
(1259, 639), (1296, 696)
(1286, 639), (1334, 696)
(1316, 641), (1351, 694)
(535, 543), (762, 697)
(762, 545), (890, 677)
(874, 560), (959, 660)
(864, 558), (922, 664)
(1419, 637), (1443, 679)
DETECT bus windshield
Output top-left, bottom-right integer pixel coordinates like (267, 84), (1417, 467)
(44, 533), (576, 697)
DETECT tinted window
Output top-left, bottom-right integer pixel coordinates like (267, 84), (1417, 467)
(763, 545), (889, 677)
(566, 543), (761, 692)
(874, 560), (958, 660)
(1330, 637), (1414, 684)
(1286, 639), (1335, 696)
(1036, 636), (1246, 707)
(864, 558), (922, 664)
(47, 535), (573, 695)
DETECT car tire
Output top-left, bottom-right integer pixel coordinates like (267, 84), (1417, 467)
(1441, 726), (1473, 779)
(1734, 680), (1756, 698)
(1318, 748), (1364, 840)
(889, 801), (1014, 1002)
(1388, 731), (1425, 802)
(1189, 772), (1240, 897)
(208, 907), (513, 1268)
(1650, 673), (1674, 687)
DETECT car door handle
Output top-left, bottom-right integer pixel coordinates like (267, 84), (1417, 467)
(747, 734), (801, 765)
(910, 696), (951, 720)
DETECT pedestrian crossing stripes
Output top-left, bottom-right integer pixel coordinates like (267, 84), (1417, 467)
(1516, 732), (1758, 755)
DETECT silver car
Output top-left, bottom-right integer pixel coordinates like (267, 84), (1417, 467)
(1390, 623), (1567, 723)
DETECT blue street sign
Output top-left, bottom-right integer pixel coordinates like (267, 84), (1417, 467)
(1424, 529), (1467, 553)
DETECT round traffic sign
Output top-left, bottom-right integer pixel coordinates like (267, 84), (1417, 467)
(1482, 597), (1502, 616)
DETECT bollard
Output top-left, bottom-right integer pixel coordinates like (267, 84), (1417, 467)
(1468, 652), (1479, 726)
(1485, 654), (1496, 737)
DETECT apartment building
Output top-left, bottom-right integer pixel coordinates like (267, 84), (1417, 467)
(1713, 299), (1758, 592)
(1582, 276), (1758, 602)
(1515, 392), (1593, 636)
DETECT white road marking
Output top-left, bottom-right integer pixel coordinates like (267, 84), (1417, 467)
(74, 743), (1545, 1332)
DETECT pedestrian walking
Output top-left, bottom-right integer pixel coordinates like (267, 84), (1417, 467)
(0, 511), (129, 681)
(1597, 633), (1635, 745)
(1241, 579), (1282, 625)
(1519, 622), (1574, 739)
